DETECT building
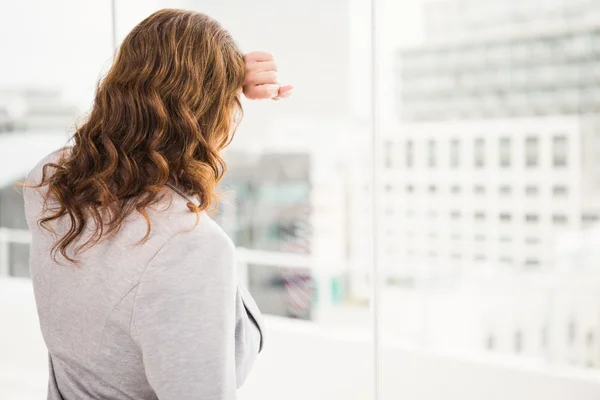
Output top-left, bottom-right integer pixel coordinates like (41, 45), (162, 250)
(380, 0), (600, 368)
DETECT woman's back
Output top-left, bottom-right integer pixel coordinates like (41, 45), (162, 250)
(24, 149), (263, 399)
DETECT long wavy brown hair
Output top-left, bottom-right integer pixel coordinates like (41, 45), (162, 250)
(28, 9), (245, 262)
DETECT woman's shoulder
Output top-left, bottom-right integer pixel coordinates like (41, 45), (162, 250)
(25, 147), (71, 186)
(152, 189), (235, 256)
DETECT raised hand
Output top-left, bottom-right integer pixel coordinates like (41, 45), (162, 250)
(243, 51), (293, 101)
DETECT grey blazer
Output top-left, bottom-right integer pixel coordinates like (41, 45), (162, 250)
(23, 149), (264, 400)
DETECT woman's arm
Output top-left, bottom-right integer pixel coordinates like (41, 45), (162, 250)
(132, 231), (241, 400)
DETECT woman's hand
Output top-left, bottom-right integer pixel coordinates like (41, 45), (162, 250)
(243, 51), (293, 101)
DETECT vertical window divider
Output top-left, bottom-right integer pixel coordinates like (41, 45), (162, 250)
(370, 0), (383, 399)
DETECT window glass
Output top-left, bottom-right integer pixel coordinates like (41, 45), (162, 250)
(553, 135), (568, 167)
(525, 136), (539, 167)
(499, 137), (511, 167)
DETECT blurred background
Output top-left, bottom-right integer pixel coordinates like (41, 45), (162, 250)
(2, 0), (600, 398)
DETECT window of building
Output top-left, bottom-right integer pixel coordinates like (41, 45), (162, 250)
(451, 253), (462, 260)
(427, 210), (438, 219)
(451, 185), (461, 194)
(405, 184), (415, 193)
(428, 184), (437, 193)
(525, 136), (539, 167)
(451, 233), (461, 241)
(553, 214), (568, 225)
(428, 232), (438, 239)
(524, 258), (540, 267)
(450, 138), (460, 168)
(450, 211), (461, 220)
(525, 214), (539, 223)
(405, 210), (415, 218)
(475, 254), (486, 262)
(525, 237), (540, 245)
(568, 318), (577, 345)
(428, 251), (438, 258)
(428, 139), (436, 168)
(474, 234), (486, 242)
(474, 185), (486, 194)
(499, 213), (512, 222)
(499, 235), (512, 243)
(525, 185), (539, 196)
(582, 213), (600, 227)
(385, 184), (393, 192)
(474, 137), (485, 167)
(499, 257), (513, 264)
(552, 185), (568, 197)
(405, 140), (414, 168)
(553, 135), (568, 167)
(384, 139), (393, 168)
(499, 137), (511, 167)
(486, 333), (496, 350)
(474, 212), (485, 221)
(499, 185), (512, 195)
(514, 330), (523, 353)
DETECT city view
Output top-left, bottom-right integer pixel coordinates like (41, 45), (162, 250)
(2, 0), (600, 399)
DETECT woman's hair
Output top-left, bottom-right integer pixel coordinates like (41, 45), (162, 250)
(30, 9), (245, 262)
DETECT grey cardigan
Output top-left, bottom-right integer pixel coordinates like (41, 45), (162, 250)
(23, 150), (264, 400)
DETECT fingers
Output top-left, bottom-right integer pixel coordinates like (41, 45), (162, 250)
(272, 85), (294, 101)
(244, 51), (275, 63)
(243, 51), (293, 101)
(246, 60), (278, 73)
(243, 84), (279, 100)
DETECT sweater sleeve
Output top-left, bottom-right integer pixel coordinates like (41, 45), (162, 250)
(132, 231), (247, 400)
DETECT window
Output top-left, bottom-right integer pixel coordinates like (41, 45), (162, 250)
(474, 212), (485, 221)
(499, 185), (512, 195)
(384, 140), (393, 168)
(499, 257), (513, 264)
(474, 185), (486, 194)
(486, 334), (496, 350)
(553, 214), (568, 225)
(499, 137), (511, 167)
(450, 139), (460, 167)
(568, 319), (577, 345)
(385, 184), (393, 192)
(451, 233), (461, 241)
(514, 330), (523, 353)
(525, 259), (540, 267)
(553, 135), (568, 167)
(405, 184), (415, 193)
(428, 184), (437, 193)
(450, 210), (462, 220)
(525, 237), (540, 245)
(427, 210), (438, 219)
(474, 234), (486, 242)
(553, 185), (568, 197)
(405, 140), (414, 168)
(525, 214), (539, 223)
(525, 185), (539, 196)
(474, 137), (485, 167)
(451, 185), (461, 194)
(582, 213), (600, 226)
(525, 136), (539, 167)
(499, 213), (512, 222)
(428, 139), (437, 168)
(475, 254), (487, 262)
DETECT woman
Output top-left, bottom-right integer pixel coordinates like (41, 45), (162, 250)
(23, 9), (292, 400)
